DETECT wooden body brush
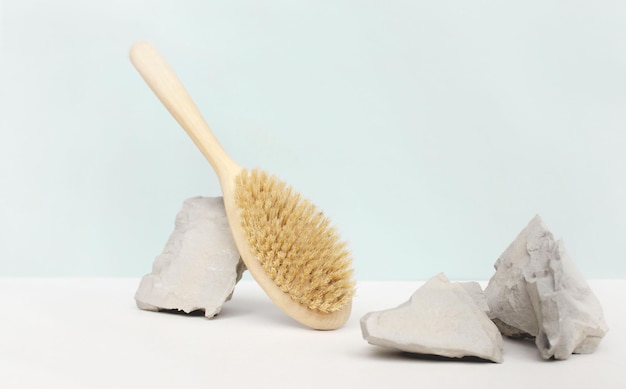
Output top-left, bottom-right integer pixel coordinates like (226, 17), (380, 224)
(130, 42), (355, 330)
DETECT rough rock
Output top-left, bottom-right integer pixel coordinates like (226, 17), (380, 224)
(485, 215), (608, 359)
(459, 282), (490, 314)
(135, 197), (245, 318)
(361, 273), (503, 363)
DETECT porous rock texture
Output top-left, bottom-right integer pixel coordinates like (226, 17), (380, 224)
(485, 215), (608, 359)
(361, 273), (503, 363)
(135, 197), (245, 318)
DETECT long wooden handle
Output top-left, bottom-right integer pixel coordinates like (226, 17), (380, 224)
(130, 41), (239, 180)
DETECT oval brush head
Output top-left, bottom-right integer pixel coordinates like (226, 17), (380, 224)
(236, 169), (355, 313)
(130, 42), (355, 329)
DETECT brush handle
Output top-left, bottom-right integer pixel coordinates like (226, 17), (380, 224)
(130, 42), (240, 181)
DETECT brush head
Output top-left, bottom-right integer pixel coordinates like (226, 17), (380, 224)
(235, 169), (356, 313)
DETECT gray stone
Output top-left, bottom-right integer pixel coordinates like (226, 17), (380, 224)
(361, 273), (503, 363)
(459, 282), (490, 314)
(135, 197), (245, 318)
(485, 215), (608, 359)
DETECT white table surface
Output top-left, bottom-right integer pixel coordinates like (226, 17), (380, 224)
(1, 278), (624, 388)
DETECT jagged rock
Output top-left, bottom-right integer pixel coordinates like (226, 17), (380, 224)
(361, 273), (503, 363)
(459, 282), (490, 314)
(135, 197), (245, 318)
(485, 215), (608, 359)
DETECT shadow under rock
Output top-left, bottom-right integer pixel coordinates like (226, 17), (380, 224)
(155, 308), (206, 317)
(142, 290), (321, 330)
(502, 336), (549, 361)
(365, 347), (499, 364)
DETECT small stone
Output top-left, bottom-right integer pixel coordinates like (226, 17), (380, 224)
(485, 215), (608, 359)
(135, 197), (245, 318)
(361, 273), (504, 363)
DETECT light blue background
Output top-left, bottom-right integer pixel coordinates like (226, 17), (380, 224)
(1, 1), (625, 280)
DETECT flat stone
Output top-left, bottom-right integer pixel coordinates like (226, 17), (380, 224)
(361, 273), (503, 363)
(485, 215), (608, 359)
(135, 197), (245, 318)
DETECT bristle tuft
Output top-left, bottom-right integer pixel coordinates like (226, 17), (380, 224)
(235, 169), (355, 313)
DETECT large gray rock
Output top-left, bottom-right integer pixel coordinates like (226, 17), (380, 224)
(135, 197), (245, 318)
(485, 215), (608, 359)
(361, 273), (503, 363)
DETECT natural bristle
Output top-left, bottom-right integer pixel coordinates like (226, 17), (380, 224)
(235, 169), (355, 313)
